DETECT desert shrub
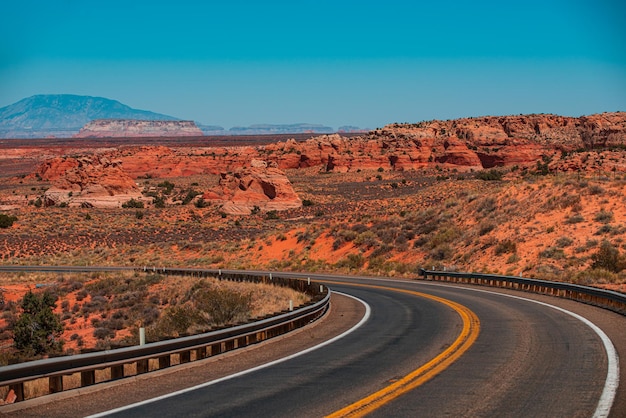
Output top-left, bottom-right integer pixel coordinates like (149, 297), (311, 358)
(122, 198), (144, 208)
(494, 240), (517, 255)
(182, 189), (200, 205)
(588, 184), (605, 195)
(0, 214), (17, 229)
(430, 244), (453, 260)
(594, 210), (614, 224)
(302, 199), (314, 207)
(157, 181), (175, 194)
(192, 286), (252, 326)
(539, 247), (566, 259)
(555, 236), (574, 248)
(135, 210), (144, 220)
(564, 214), (585, 224)
(13, 290), (64, 356)
(595, 224), (615, 235)
(591, 240), (625, 273)
(93, 327), (115, 340)
(355, 231), (379, 248)
(475, 169), (503, 181)
(335, 253), (365, 270)
(478, 221), (496, 236)
(427, 226), (460, 249)
(475, 197), (496, 214)
(153, 195), (166, 208)
(265, 210), (279, 220)
(574, 268), (619, 285)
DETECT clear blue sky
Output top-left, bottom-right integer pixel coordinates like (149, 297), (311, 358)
(1, 0), (624, 129)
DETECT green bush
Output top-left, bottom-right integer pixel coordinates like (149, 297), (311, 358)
(0, 214), (17, 228)
(13, 291), (64, 356)
(122, 198), (144, 208)
(475, 169), (503, 181)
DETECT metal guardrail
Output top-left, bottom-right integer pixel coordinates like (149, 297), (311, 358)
(419, 269), (626, 316)
(0, 268), (330, 403)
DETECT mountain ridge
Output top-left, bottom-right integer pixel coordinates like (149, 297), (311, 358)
(0, 94), (179, 138)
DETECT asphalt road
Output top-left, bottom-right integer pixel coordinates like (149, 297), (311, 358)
(97, 275), (615, 418)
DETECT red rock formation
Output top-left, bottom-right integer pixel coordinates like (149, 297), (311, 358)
(203, 160), (302, 214)
(37, 155), (142, 207)
(47, 112), (626, 181)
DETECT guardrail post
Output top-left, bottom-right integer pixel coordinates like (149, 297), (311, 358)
(158, 355), (170, 369)
(137, 359), (149, 374)
(111, 365), (124, 380)
(81, 370), (95, 387)
(49, 375), (63, 393)
(196, 346), (206, 360)
(180, 351), (191, 364)
(8, 383), (24, 402)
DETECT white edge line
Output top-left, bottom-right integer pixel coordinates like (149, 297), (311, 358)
(419, 281), (619, 418)
(86, 291), (371, 418)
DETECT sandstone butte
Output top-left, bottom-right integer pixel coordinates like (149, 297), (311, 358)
(28, 112), (626, 209)
(74, 119), (203, 138)
(203, 160), (302, 214)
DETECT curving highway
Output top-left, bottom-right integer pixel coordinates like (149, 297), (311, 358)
(85, 273), (621, 418)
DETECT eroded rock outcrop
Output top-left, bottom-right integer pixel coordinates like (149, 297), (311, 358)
(70, 112), (626, 178)
(75, 119), (203, 138)
(37, 156), (142, 207)
(203, 160), (302, 214)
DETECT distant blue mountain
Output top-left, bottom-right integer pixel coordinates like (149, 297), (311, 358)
(0, 94), (179, 138)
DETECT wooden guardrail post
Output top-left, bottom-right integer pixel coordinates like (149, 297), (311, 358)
(195, 347), (206, 360)
(49, 375), (63, 393)
(81, 370), (95, 387)
(8, 383), (23, 402)
(111, 365), (124, 380)
(137, 359), (149, 374)
(158, 355), (170, 369)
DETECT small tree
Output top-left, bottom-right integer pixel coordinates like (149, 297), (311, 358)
(591, 240), (625, 273)
(13, 290), (64, 356)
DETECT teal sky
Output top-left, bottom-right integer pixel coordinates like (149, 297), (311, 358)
(1, 0), (625, 129)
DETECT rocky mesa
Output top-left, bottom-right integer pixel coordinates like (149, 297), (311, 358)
(75, 119), (203, 138)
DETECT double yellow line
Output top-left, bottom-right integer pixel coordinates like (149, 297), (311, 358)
(322, 282), (480, 418)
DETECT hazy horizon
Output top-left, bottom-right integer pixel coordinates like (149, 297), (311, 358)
(1, 0), (625, 129)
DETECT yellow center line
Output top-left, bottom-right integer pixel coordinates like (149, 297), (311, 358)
(319, 280), (480, 418)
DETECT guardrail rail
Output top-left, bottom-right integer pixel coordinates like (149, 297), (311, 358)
(0, 268), (330, 403)
(419, 269), (626, 316)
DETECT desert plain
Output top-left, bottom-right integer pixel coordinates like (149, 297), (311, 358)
(1, 112), (625, 358)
